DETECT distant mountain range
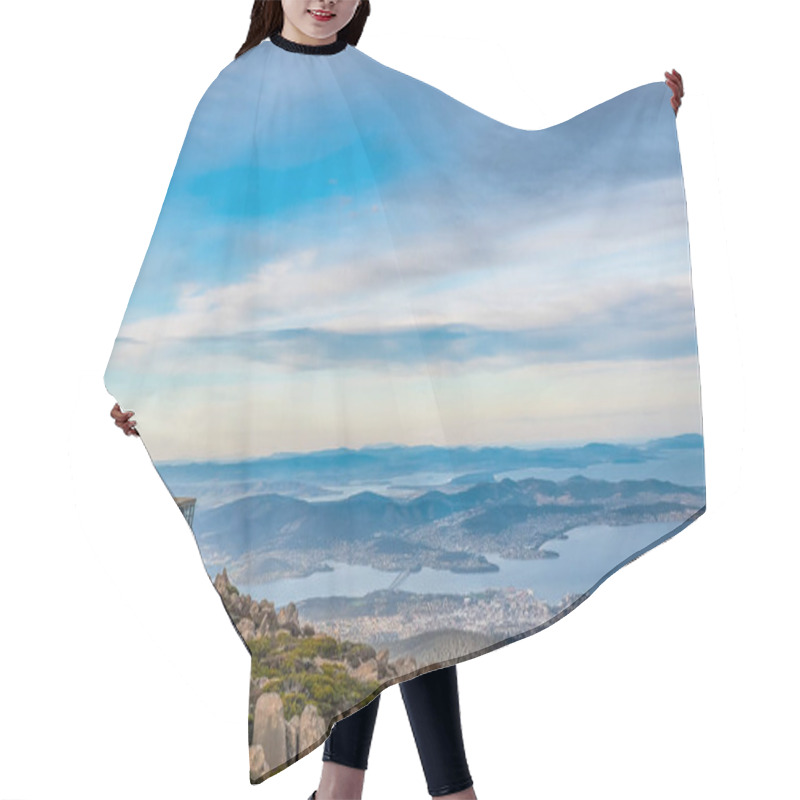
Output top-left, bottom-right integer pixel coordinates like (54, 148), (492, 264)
(151, 434), (704, 587)
(154, 433), (704, 485)
(188, 477), (704, 590)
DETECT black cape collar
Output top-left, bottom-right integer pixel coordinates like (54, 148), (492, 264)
(270, 30), (348, 55)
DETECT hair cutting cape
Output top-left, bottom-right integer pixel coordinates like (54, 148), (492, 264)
(104, 32), (706, 784)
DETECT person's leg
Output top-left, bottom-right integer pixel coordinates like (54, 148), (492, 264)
(400, 664), (476, 798)
(315, 694), (382, 800)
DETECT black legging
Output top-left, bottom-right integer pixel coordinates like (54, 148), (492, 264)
(322, 664), (474, 797)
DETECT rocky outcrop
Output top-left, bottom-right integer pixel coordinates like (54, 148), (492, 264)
(249, 744), (267, 778)
(299, 704), (327, 753)
(214, 569), (281, 641)
(251, 692), (287, 769)
(214, 569), (417, 785)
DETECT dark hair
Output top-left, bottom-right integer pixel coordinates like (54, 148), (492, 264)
(236, 1), (371, 59)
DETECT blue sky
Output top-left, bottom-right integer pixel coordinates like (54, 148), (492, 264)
(105, 41), (702, 463)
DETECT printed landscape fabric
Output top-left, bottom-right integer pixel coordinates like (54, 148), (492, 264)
(103, 33), (707, 785)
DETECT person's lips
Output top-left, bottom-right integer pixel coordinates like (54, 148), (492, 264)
(308, 9), (335, 21)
